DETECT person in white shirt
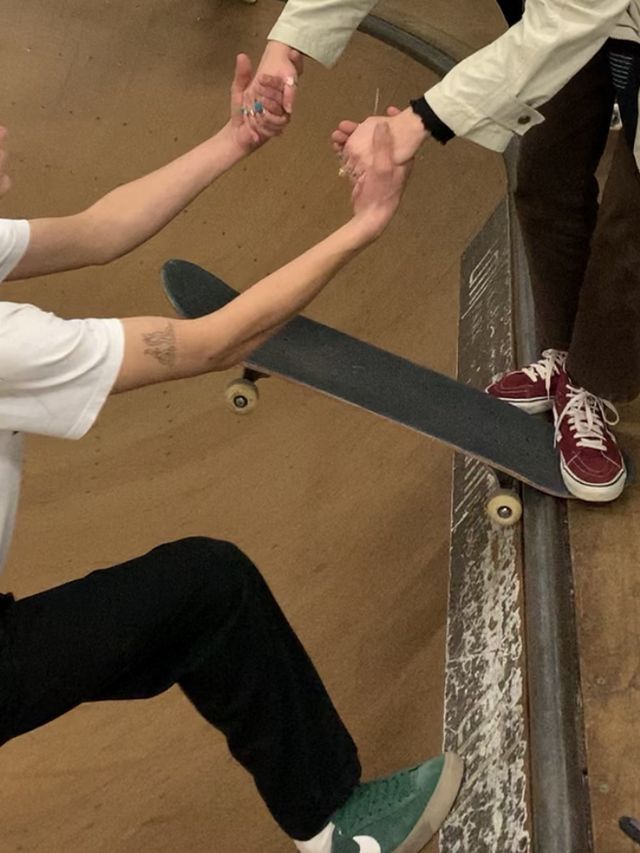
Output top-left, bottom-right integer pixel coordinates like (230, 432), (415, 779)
(248, 0), (640, 504)
(0, 55), (462, 853)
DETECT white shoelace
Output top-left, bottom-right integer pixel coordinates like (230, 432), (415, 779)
(521, 348), (567, 396)
(554, 383), (620, 451)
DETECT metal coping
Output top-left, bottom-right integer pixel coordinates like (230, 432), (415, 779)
(353, 15), (590, 853)
(358, 15), (456, 76)
(505, 143), (592, 853)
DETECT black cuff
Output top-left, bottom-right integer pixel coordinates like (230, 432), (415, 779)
(410, 97), (455, 145)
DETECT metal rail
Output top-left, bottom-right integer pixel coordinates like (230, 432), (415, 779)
(505, 143), (592, 853)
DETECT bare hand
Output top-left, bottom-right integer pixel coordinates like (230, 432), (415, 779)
(243, 41), (303, 139)
(332, 106), (427, 176)
(229, 54), (286, 152)
(350, 122), (412, 238)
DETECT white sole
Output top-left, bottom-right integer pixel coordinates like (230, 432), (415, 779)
(487, 393), (553, 415)
(396, 753), (464, 853)
(560, 457), (627, 502)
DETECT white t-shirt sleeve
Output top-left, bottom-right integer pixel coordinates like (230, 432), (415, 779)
(0, 302), (125, 440)
(0, 218), (30, 281)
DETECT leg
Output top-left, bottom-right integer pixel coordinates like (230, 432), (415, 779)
(514, 49), (615, 349)
(0, 538), (360, 840)
(567, 96), (640, 401)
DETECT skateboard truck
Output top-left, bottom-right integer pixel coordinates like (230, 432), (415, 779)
(226, 365), (524, 527)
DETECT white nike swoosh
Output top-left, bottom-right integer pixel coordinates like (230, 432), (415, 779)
(354, 836), (382, 853)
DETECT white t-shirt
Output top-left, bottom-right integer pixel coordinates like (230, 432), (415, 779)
(0, 219), (125, 574)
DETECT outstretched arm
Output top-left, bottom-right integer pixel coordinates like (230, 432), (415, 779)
(114, 124), (410, 392)
(333, 0), (632, 173)
(6, 55), (284, 280)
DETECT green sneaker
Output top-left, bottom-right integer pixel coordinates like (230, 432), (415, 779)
(330, 753), (463, 853)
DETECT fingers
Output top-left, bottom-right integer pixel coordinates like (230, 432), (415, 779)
(243, 86), (288, 140)
(282, 61), (300, 114)
(331, 118), (359, 158)
(255, 75), (286, 116)
(258, 73), (285, 91)
(231, 54), (253, 113)
(255, 93), (285, 117)
(337, 119), (359, 136)
(331, 131), (350, 150)
(283, 78), (297, 115)
(386, 105), (401, 117)
(230, 54), (254, 135)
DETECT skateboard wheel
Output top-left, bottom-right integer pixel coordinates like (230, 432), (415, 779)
(225, 379), (259, 414)
(486, 490), (522, 527)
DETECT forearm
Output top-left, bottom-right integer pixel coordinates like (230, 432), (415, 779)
(268, 0), (377, 67)
(12, 124), (245, 278)
(82, 124), (244, 263)
(423, 0), (630, 152)
(115, 215), (376, 392)
(205, 218), (373, 349)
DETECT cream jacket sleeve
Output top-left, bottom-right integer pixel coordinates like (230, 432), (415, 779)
(424, 0), (633, 151)
(269, 0), (633, 151)
(269, 0), (378, 68)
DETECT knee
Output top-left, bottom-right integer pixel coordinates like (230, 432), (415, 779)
(156, 536), (263, 598)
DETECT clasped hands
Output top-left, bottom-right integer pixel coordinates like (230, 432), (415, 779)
(234, 42), (428, 178)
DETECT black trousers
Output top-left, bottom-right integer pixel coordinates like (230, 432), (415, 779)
(0, 537), (361, 840)
(514, 45), (640, 401)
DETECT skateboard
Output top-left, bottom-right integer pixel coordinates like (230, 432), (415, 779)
(161, 259), (623, 526)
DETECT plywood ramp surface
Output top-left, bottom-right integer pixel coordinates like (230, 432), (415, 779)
(0, 1), (504, 850)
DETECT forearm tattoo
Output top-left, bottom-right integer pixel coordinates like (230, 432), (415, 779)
(142, 322), (177, 368)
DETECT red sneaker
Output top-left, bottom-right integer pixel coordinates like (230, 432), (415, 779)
(553, 371), (626, 501)
(486, 349), (567, 413)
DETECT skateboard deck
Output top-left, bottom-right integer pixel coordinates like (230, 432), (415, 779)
(161, 259), (613, 510)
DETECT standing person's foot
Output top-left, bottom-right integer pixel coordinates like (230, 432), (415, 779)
(553, 370), (626, 501)
(486, 348), (567, 413)
(295, 753), (464, 853)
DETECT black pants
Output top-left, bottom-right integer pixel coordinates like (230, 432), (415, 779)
(515, 45), (640, 401)
(0, 537), (360, 840)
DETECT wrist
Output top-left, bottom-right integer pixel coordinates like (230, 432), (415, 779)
(216, 122), (253, 161)
(409, 96), (454, 145)
(397, 107), (429, 157)
(347, 210), (389, 244)
(264, 40), (291, 59)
